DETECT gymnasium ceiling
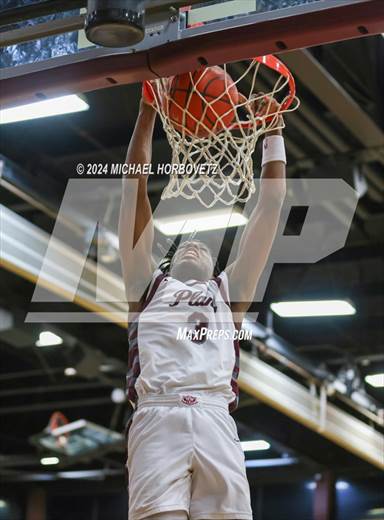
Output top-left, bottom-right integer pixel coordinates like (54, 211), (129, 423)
(1, 34), (383, 482)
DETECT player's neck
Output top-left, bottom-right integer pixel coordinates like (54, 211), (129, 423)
(170, 265), (210, 283)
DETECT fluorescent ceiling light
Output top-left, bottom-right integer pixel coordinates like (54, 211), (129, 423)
(154, 209), (248, 236)
(40, 457), (60, 466)
(245, 457), (298, 468)
(111, 388), (126, 403)
(36, 331), (63, 347)
(336, 481), (349, 491)
(57, 469), (121, 479)
(270, 300), (356, 318)
(0, 94), (89, 125)
(365, 373), (384, 388)
(241, 440), (270, 452)
(64, 367), (77, 377)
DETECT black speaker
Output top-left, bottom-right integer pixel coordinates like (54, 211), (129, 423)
(85, 0), (145, 48)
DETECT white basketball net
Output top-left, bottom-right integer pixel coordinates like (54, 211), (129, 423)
(144, 55), (300, 208)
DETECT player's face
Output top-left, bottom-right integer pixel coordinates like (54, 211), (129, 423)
(170, 240), (214, 281)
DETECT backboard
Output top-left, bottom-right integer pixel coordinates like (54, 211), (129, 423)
(1, 0), (383, 107)
(30, 418), (124, 463)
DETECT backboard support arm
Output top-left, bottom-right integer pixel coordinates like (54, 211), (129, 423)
(1, 0), (383, 108)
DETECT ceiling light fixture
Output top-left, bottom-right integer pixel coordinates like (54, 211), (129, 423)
(245, 457), (298, 468)
(40, 457), (60, 466)
(64, 367), (77, 377)
(365, 373), (384, 388)
(111, 388), (126, 403)
(336, 481), (349, 491)
(154, 209), (248, 236)
(0, 95), (89, 125)
(270, 300), (356, 318)
(35, 331), (63, 347)
(241, 440), (271, 452)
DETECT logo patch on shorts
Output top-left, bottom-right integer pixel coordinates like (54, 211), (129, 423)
(181, 395), (198, 406)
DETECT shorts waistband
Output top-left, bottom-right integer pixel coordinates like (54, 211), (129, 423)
(137, 393), (228, 410)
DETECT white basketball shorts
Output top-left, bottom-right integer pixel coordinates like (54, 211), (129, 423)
(127, 393), (253, 520)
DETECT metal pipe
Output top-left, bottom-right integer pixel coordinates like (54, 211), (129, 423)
(283, 50), (384, 151)
(261, 66), (350, 154)
(0, 0), (85, 26)
(0, 381), (109, 398)
(0, 368), (63, 382)
(0, 0), (203, 28)
(0, 397), (112, 415)
(240, 350), (384, 470)
(252, 336), (383, 427)
(0, 15), (84, 48)
(0, 177), (83, 235)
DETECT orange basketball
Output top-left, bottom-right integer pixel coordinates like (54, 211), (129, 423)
(167, 66), (239, 138)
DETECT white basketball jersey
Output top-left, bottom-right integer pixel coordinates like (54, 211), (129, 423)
(127, 270), (240, 411)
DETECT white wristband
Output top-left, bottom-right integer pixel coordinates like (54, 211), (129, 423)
(261, 135), (286, 167)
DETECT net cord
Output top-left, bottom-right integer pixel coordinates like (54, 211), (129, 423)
(143, 55), (300, 208)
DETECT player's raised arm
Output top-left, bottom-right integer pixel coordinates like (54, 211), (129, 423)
(226, 101), (286, 317)
(119, 98), (157, 303)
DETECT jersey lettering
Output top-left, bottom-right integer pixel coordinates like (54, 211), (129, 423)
(169, 289), (217, 312)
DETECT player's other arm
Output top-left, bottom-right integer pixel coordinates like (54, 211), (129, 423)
(226, 122), (286, 316)
(119, 99), (157, 302)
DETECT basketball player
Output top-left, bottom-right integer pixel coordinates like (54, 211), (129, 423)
(119, 92), (287, 520)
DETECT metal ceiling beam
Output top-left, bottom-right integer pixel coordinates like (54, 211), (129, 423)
(0, 468), (124, 482)
(0, 156), (81, 234)
(0, 0), (84, 26)
(0, 396), (112, 415)
(0, 0), (207, 27)
(240, 64), (378, 225)
(0, 15), (84, 48)
(2, 0), (384, 108)
(364, 164), (384, 192)
(0, 455), (41, 468)
(239, 351), (384, 470)
(247, 72), (335, 157)
(260, 67), (350, 155)
(290, 103), (349, 154)
(0, 381), (108, 398)
(0, 368), (64, 382)
(2, 203), (383, 463)
(268, 256), (384, 293)
(285, 111), (335, 155)
(1, 204), (127, 327)
(283, 50), (384, 151)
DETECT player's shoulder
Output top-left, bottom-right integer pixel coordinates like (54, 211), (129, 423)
(211, 271), (228, 286)
(210, 271), (230, 304)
